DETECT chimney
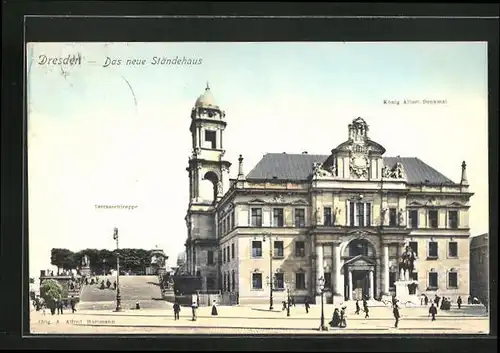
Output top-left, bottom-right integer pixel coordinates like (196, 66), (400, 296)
(460, 161), (469, 186)
(237, 154), (245, 179)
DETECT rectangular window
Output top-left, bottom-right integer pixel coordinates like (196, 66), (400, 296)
(409, 241), (418, 257)
(273, 208), (284, 227)
(295, 208), (306, 227)
(231, 211), (235, 230)
(356, 202), (365, 227)
(252, 241), (262, 257)
(252, 273), (262, 289)
(223, 273), (227, 292)
(273, 241), (284, 258)
(226, 272), (230, 292)
(295, 272), (306, 290)
(231, 243), (235, 259)
(389, 272), (397, 289)
(448, 211), (459, 229)
(295, 241), (305, 257)
(448, 242), (458, 258)
(409, 210), (419, 228)
(223, 248), (226, 263)
(448, 272), (458, 288)
(232, 271), (235, 291)
(428, 272), (438, 289)
(428, 241), (438, 259)
(324, 272), (332, 290)
(389, 208), (397, 227)
(226, 246), (230, 262)
(428, 210), (438, 228)
(349, 202), (355, 226)
(365, 203), (371, 226)
(251, 208), (263, 227)
(324, 207), (332, 226)
(204, 130), (216, 149)
(207, 250), (214, 265)
(274, 273), (285, 290)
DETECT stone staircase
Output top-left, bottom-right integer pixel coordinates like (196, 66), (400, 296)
(77, 275), (171, 311)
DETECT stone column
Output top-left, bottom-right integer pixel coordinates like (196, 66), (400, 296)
(383, 244), (389, 294)
(334, 244), (342, 295)
(369, 270), (374, 299)
(348, 269), (353, 300)
(316, 244), (324, 295)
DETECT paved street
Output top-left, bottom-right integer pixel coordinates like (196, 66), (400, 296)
(30, 304), (489, 335)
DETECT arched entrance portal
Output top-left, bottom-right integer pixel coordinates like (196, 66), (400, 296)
(342, 239), (377, 300)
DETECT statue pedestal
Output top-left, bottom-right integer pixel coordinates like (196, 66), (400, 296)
(394, 280), (419, 306)
(80, 266), (91, 277)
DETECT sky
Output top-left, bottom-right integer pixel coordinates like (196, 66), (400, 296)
(27, 41), (489, 278)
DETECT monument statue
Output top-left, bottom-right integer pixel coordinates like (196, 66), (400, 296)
(82, 255), (90, 267)
(398, 246), (416, 281)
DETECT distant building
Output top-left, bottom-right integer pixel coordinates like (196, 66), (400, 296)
(470, 233), (488, 305)
(184, 85), (473, 304)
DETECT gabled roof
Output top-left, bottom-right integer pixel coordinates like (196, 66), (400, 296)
(245, 153), (456, 185)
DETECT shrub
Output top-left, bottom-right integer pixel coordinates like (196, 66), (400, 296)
(40, 279), (63, 312)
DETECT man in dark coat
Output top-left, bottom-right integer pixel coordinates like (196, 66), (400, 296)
(457, 296), (462, 309)
(393, 304), (400, 328)
(70, 296), (77, 313)
(355, 300), (361, 315)
(305, 299), (310, 314)
(173, 302), (181, 320)
(429, 303), (437, 321)
(363, 299), (369, 318)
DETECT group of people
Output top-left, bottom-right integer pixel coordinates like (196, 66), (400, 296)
(354, 298), (370, 318)
(99, 278), (117, 290)
(32, 295), (78, 315)
(172, 297), (219, 321)
(329, 306), (348, 328)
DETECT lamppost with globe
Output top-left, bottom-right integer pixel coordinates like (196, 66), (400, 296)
(318, 276), (327, 331)
(285, 279), (293, 317)
(113, 227), (122, 312)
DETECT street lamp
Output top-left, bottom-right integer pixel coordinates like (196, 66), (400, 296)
(113, 227), (122, 312)
(262, 232), (274, 311)
(318, 276), (327, 331)
(285, 280), (292, 317)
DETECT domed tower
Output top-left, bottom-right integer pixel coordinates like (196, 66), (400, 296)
(185, 83), (230, 290)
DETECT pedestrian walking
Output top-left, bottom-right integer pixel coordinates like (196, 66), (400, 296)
(393, 304), (400, 328)
(339, 306), (347, 328)
(70, 296), (77, 313)
(191, 302), (198, 321)
(355, 300), (360, 315)
(363, 299), (369, 318)
(211, 300), (218, 316)
(173, 302), (180, 320)
(429, 303), (437, 321)
(424, 294), (429, 306)
(305, 299), (310, 314)
(457, 296), (462, 309)
(57, 299), (64, 315)
(291, 296), (296, 307)
(282, 301), (287, 311)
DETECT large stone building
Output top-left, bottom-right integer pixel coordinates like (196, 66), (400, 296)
(185, 85), (473, 304)
(469, 233), (488, 305)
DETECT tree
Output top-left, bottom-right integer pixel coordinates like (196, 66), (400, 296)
(40, 279), (63, 315)
(50, 248), (73, 275)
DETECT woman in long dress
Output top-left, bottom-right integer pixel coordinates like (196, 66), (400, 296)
(211, 300), (218, 316)
(329, 308), (340, 327)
